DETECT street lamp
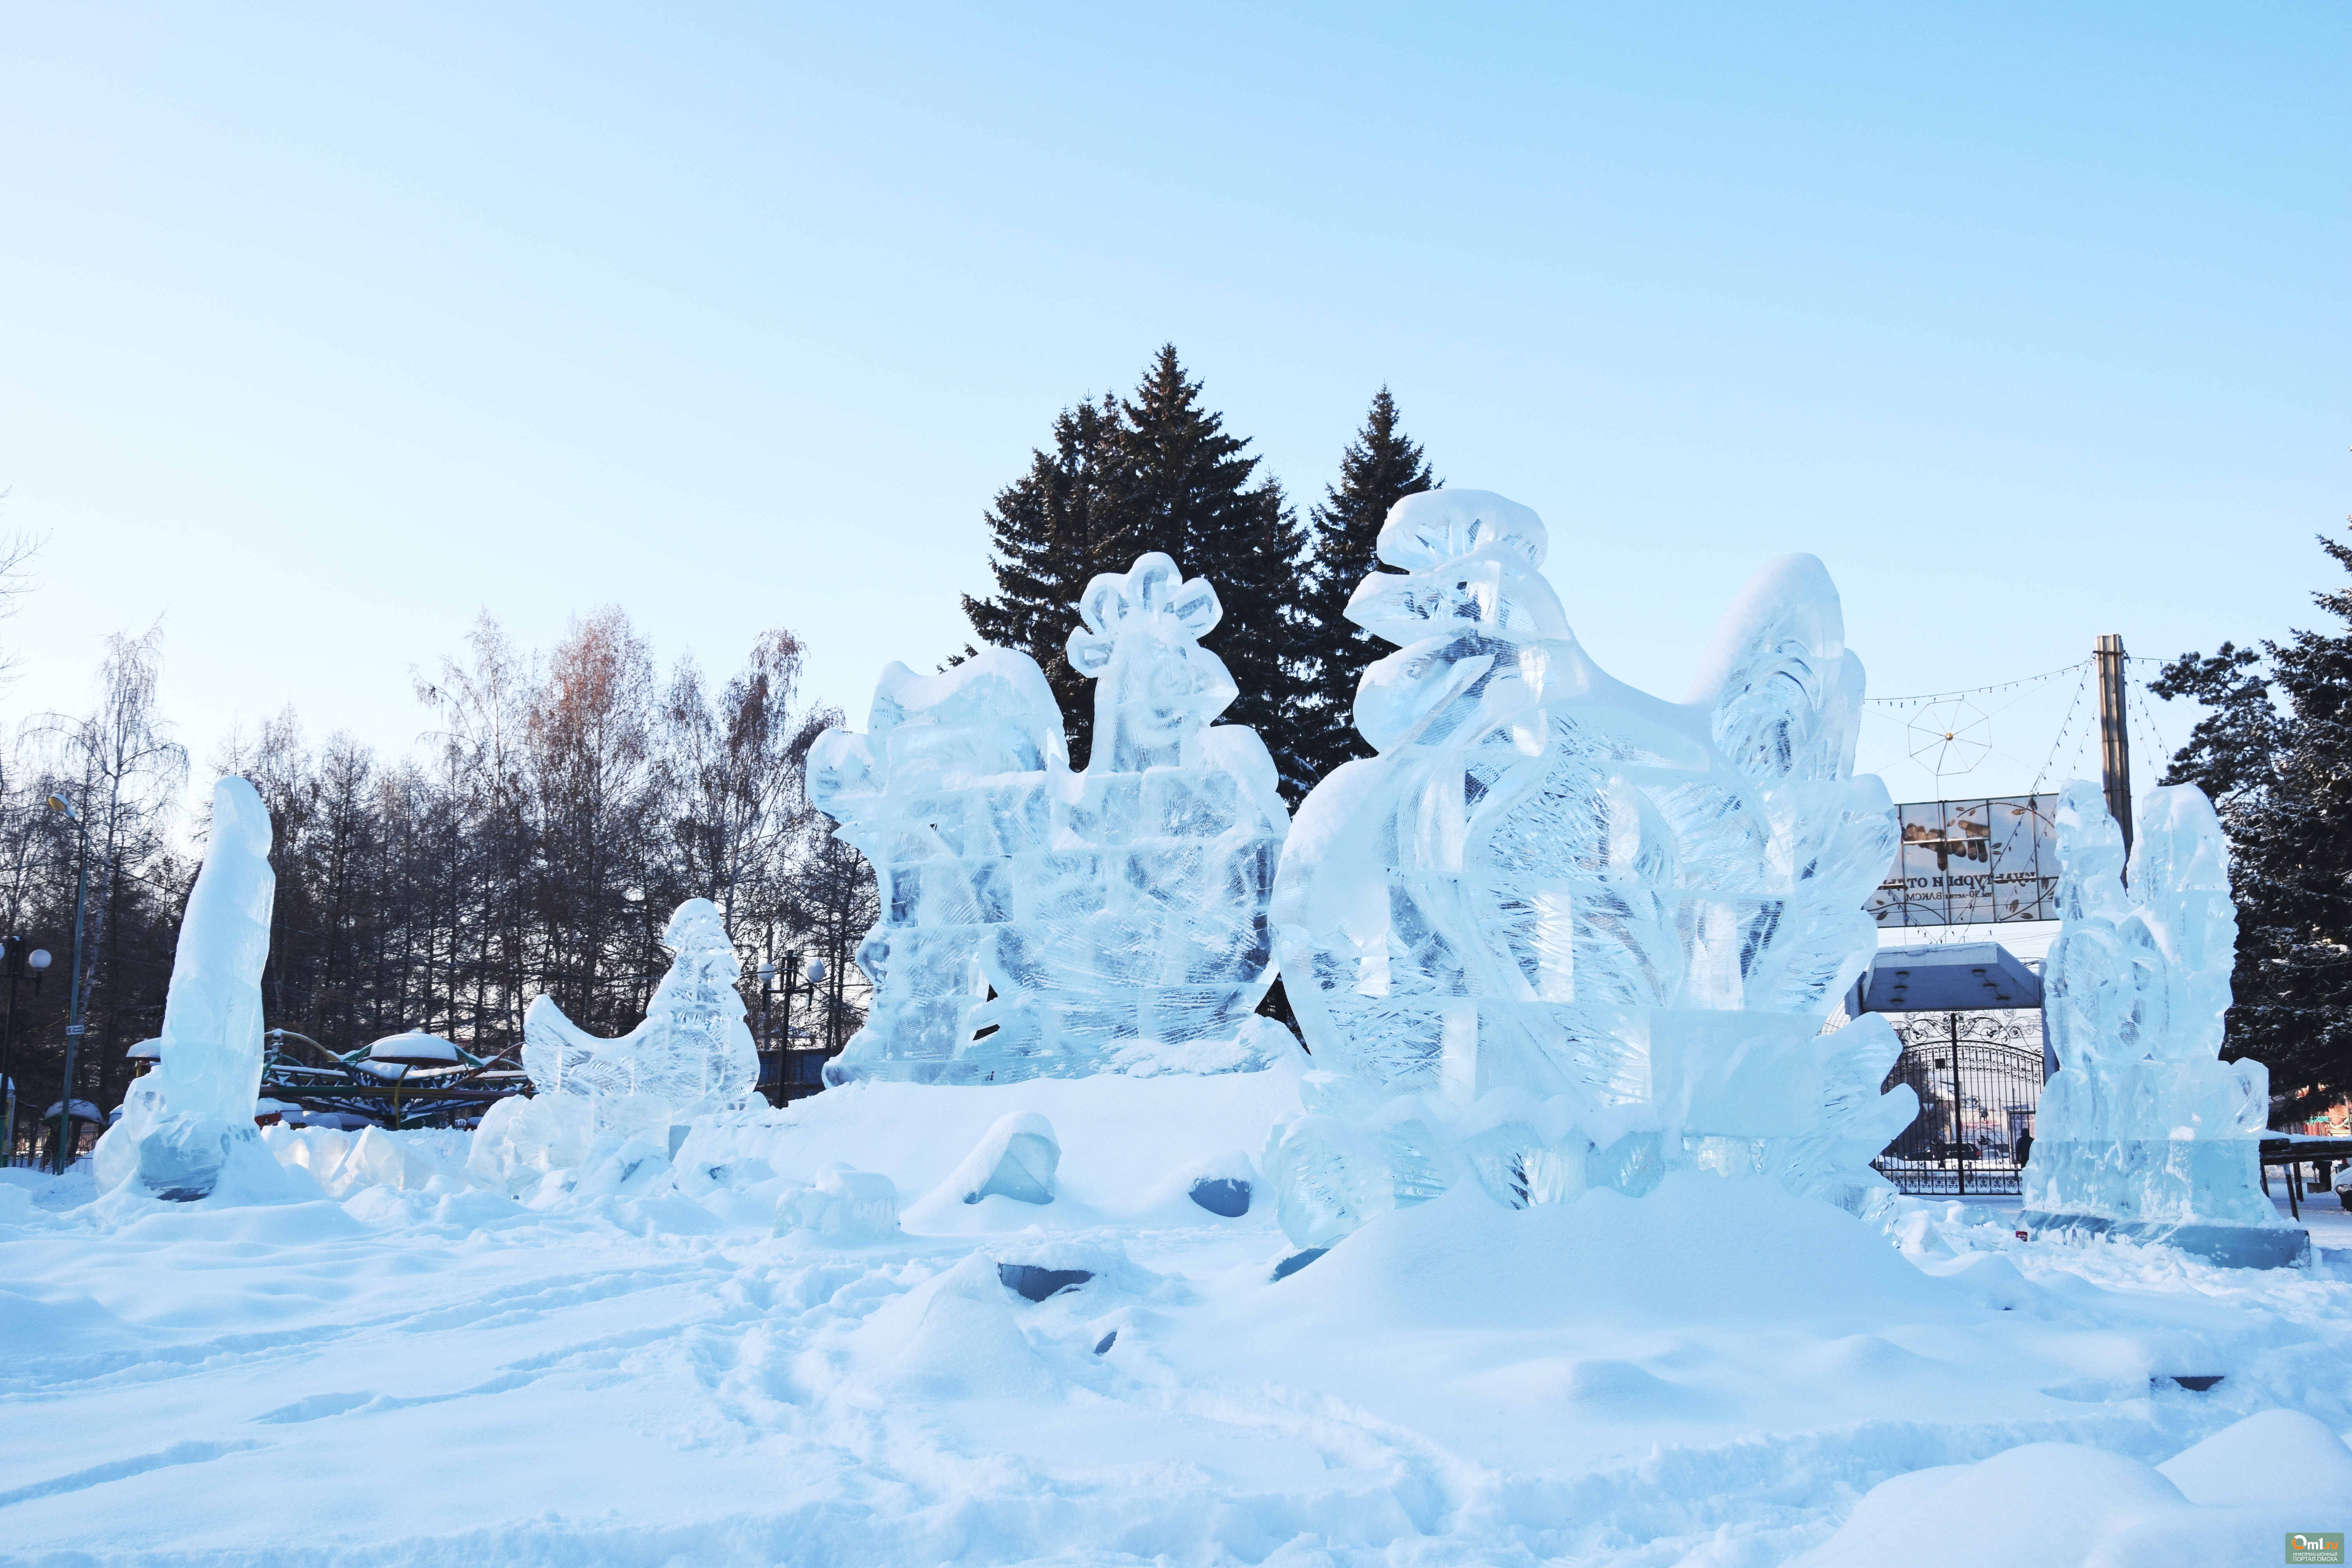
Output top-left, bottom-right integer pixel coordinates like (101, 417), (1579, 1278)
(46, 794), (90, 1174)
(756, 959), (778, 1099)
(0, 939), (49, 1165)
(764, 953), (829, 1104)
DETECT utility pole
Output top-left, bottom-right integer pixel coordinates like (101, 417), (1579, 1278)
(46, 795), (91, 1174)
(2094, 634), (2132, 864)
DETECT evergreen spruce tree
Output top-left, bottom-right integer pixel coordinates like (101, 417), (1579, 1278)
(962, 396), (1125, 767)
(1106, 346), (1310, 793)
(2151, 523), (2352, 1118)
(1292, 388), (1437, 788)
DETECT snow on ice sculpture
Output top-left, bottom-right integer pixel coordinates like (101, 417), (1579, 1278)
(94, 776), (309, 1203)
(812, 552), (1293, 1085)
(468, 897), (757, 1196)
(1264, 490), (1915, 1247)
(2020, 782), (2303, 1266)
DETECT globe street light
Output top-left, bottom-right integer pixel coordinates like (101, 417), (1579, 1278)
(45, 795), (90, 1174)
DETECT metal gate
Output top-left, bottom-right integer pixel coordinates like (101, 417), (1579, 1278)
(1872, 1011), (2045, 1196)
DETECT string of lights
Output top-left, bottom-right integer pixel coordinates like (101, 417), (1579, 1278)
(1864, 659), (2089, 709)
(2127, 678), (2174, 782)
(2030, 666), (2094, 796)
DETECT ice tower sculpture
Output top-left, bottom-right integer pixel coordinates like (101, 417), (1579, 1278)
(1264, 491), (1916, 1247)
(94, 776), (305, 1202)
(2020, 782), (2303, 1266)
(812, 552), (1293, 1084)
(469, 897), (757, 1194)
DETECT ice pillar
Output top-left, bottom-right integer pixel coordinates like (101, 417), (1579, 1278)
(93, 775), (295, 1201)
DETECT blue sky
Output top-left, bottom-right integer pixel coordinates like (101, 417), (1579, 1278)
(2, 3), (2344, 806)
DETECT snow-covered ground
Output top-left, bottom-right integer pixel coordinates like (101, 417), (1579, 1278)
(4, 1063), (2348, 1567)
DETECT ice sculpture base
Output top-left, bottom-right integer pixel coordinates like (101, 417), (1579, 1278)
(133, 1114), (241, 1201)
(96, 1078), (317, 1207)
(2020, 1210), (2311, 1270)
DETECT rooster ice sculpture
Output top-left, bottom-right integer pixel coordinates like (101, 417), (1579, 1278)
(1265, 490), (1916, 1245)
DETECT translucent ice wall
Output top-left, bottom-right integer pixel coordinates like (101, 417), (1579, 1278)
(814, 553), (1292, 1084)
(2024, 781), (2278, 1232)
(1265, 491), (1913, 1242)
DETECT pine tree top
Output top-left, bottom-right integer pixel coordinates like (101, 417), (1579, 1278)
(1289, 387), (1439, 791)
(963, 348), (1305, 779)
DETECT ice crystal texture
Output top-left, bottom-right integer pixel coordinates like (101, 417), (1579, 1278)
(1265, 491), (1913, 1244)
(2024, 781), (2282, 1234)
(812, 553), (1291, 1084)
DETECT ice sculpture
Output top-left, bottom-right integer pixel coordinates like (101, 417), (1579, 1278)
(1265, 490), (1915, 1245)
(94, 776), (308, 1202)
(811, 553), (1292, 1084)
(469, 897), (757, 1194)
(2020, 782), (2303, 1266)
(521, 898), (757, 1112)
(943, 1111), (1061, 1205)
(776, 1163), (900, 1239)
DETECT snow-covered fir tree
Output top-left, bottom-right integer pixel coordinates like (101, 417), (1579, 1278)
(2152, 523), (2352, 1117)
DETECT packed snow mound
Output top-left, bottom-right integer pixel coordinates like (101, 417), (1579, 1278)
(2156, 1406), (2352, 1507)
(812, 553), (1292, 1085)
(11, 1060), (2352, 1566)
(679, 1061), (1299, 1234)
(1255, 1170), (1954, 1331)
(1267, 490), (1913, 1245)
(1800, 1410), (2352, 1567)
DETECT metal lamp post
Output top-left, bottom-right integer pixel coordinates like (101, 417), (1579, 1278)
(0, 938), (51, 1165)
(768, 953), (826, 1101)
(757, 959), (777, 1100)
(46, 795), (90, 1174)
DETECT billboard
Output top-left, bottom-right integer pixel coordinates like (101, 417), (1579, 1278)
(1866, 794), (2059, 927)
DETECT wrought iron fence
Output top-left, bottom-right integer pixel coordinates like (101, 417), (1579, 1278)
(1872, 1010), (2045, 1196)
